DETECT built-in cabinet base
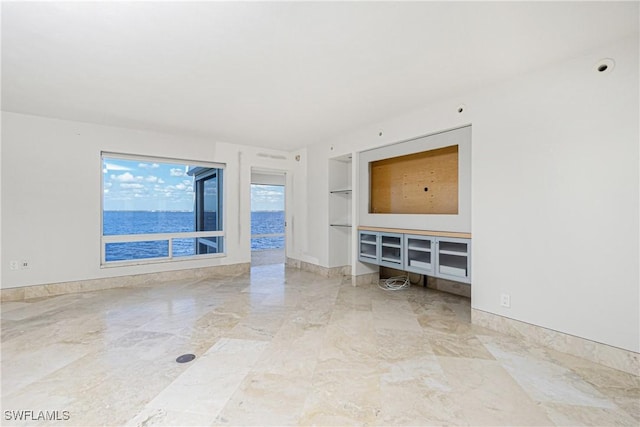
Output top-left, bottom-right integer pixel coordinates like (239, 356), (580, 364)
(359, 227), (471, 284)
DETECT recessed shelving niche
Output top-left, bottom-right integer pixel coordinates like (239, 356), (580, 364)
(328, 154), (353, 268)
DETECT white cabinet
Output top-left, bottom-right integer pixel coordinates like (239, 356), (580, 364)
(359, 229), (471, 284)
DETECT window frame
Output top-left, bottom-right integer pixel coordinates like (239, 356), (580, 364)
(100, 152), (226, 268)
(193, 167), (224, 255)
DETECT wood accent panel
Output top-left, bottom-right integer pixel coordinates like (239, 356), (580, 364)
(370, 145), (458, 214)
(358, 226), (471, 239)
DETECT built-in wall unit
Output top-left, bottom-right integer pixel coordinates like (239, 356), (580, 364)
(357, 126), (472, 289)
(358, 228), (471, 284)
(328, 154), (353, 269)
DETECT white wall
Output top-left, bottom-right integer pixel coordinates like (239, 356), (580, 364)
(303, 36), (639, 352)
(470, 38), (638, 354)
(1, 112), (292, 288)
(0, 122), (3, 289)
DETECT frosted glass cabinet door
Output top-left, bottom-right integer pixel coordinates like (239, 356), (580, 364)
(358, 231), (379, 264)
(379, 232), (403, 268)
(403, 234), (435, 274)
(435, 237), (471, 283)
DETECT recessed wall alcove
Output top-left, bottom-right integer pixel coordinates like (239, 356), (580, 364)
(359, 125), (471, 233)
(370, 144), (459, 215)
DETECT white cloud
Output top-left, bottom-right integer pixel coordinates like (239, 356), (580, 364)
(104, 162), (132, 171)
(111, 172), (135, 182)
(170, 168), (185, 177)
(139, 163), (160, 169)
(104, 182), (112, 188)
(120, 183), (145, 189)
(104, 189), (110, 193)
(251, 185), (285, 211)
(166, 182), (194, 192)
(158, 178), (165, 184)
(253, 189), (283, 197)
(145, 176), (158, 183)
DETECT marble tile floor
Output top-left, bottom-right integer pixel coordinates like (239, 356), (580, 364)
(250, 249), (285, 267)
(1, 264), (638, 427)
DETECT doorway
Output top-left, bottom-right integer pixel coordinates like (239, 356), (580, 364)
(250, 169), (286, 266)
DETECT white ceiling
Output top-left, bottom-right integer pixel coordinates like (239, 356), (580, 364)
(2, 1), (638, 151)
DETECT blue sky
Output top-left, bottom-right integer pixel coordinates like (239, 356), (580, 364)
(103, 158), (284, 211)
(251, 185), (285, 212)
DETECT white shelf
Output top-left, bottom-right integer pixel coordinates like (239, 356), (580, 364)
(409, 260), (432, 269)
(382, 243), (401, 248)
(408, 246), (431, 252)
(439, 249), (468, 256)
(439, 242), (468, 253)
(381, 256), (401, 263)
(329, 156), (353, 269)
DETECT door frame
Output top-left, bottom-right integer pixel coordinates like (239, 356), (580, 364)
(250, 168), (287, 263)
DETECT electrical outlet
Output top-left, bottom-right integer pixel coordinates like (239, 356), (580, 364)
(10, 260), (19, 271)
(500, 293), (511, 308)
(20, 260), (30, 269)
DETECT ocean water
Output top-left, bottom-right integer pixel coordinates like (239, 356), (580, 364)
(103, 211), (284, 261)
(250, 211), (285, 250)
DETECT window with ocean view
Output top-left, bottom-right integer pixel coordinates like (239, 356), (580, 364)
(101, 153), (225, 265)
